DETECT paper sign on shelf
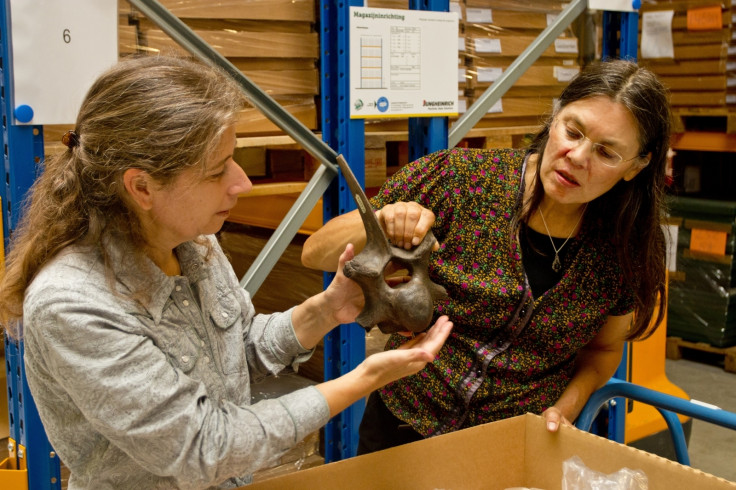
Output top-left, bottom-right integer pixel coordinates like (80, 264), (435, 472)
(10, 0), (118, 125)
(641, 10), (675, 59)
(588, 0), (637, 12)
(349, 7), (458, 119)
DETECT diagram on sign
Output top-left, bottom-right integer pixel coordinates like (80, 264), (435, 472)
(360, 36), (383, 89)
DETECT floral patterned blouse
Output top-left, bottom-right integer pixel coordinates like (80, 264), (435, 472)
(370, 148), (634, 437)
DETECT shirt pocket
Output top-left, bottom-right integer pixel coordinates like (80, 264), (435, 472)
(209, 289), (248, 376)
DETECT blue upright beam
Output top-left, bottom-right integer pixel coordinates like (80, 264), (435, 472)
(320, 0), (368, 462)
(2, 1), (60, 488)
(5, 337), (62, 488)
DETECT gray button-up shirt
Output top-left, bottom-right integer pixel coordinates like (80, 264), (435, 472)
(22, 235), (330, 489)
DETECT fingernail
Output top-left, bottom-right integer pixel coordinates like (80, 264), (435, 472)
(548, 422), (557, 431)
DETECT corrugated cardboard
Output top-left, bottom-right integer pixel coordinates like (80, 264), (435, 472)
(143, 29), (318, 59)
(247, 413), (736, 490)
(152, 0), (316, 22)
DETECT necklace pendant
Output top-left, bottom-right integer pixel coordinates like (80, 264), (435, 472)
(552, 254), (562, 272)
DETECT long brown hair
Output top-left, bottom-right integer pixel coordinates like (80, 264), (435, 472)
(518, 59), (671, 340)
(0, 55), (246, 337)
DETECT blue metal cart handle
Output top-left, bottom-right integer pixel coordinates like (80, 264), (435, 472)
(576, 378), (736, 466)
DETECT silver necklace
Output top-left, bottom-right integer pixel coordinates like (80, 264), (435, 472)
(537, 205), (587, 273)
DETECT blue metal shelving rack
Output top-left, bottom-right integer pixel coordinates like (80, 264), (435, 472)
(5, 1), (734, 488)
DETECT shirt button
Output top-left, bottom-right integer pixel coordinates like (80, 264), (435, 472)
(183, 300), (190, 307)
(175, 285), (182, 292)
(181, 355), (190, 363)
(221, 311), (228, 318)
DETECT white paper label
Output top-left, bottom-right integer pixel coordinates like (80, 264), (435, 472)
(641, 10), (675, 59)
(554, 66), (579, 82)
(10, 0), (118, 125)
(487, 99), (503, 113)
(466, 8), (493, 24)
(554, 38), (578, 54)
(589, 0), (636, 12)
(458, 36), (466, 52)
(458, 67), (467, 83)
(664, 224), (678, 272)
(474, 38), (502, 54)
(450, 1), (462, 16)
(477, 67), (503, 83)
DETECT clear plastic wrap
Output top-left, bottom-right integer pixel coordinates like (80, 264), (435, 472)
(561, 455), (648, 490)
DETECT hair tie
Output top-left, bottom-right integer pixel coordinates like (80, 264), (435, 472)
(61, 130), (80, 149)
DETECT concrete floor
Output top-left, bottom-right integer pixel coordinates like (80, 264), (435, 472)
(664, 354), (736, 482)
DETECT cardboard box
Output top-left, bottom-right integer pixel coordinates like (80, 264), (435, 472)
(247, 413), (736, 490)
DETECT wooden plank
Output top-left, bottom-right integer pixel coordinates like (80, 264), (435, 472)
(143, 29), (319, 59)
(154, 0), (316, 22)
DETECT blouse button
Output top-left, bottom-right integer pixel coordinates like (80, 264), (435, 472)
(221, 311), (228, 318)
(182, 300), (190, 307)
(181, 355), (190, 363)
(175, 285), (182, 292)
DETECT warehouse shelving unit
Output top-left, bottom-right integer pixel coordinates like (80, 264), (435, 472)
(4, 1), (731, 488)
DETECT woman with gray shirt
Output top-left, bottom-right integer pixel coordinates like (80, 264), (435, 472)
(0, 55), (452, 489)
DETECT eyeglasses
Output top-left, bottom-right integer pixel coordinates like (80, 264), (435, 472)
(553, 120), (641, 168)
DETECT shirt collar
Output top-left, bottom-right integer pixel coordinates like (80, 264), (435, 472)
(107, 237), (211, 324)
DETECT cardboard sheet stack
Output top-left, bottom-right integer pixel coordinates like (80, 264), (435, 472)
(667, 196), (736, 347)
(131, 0), (320, 136)
(638, 0), (734, 113)
(461, 0), (579, 129)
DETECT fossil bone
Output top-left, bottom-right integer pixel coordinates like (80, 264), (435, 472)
(336, 155), (448, 334)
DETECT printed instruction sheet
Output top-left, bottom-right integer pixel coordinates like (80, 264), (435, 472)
(349, 7), (458, 118)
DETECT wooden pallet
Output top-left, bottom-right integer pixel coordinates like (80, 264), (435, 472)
(671, 108), (736, 134)
(666, 336), (736, 373)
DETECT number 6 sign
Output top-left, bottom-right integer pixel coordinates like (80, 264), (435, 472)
(9, 0), (117, 125)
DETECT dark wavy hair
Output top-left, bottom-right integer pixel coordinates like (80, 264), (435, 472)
(517, 59), (671, 340)
(0, 55), (247, 338)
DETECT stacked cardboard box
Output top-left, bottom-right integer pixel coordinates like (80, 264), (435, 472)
(638, 0), (733, 112)
(667, 196), (736, 347)
(462, 0), (579, 128)
(133, 0), (319, 136)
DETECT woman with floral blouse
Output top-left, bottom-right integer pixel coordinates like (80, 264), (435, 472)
(302, 59), (671, 453)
